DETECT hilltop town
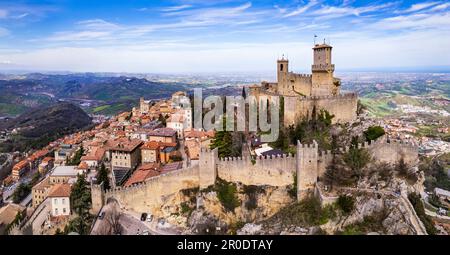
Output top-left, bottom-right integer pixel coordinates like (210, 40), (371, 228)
(0, 44), (449, 236)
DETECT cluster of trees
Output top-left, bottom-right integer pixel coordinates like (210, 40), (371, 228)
(96, 162), (110, 191)
(66, 145), (84, 166)
(421, 158), (450, 191)
(12, 183), (31, 204)
(209, 117), (244, 158)
(323, 140), (372, 189)
(408, 193), (437, 235)
(363, 126), (385, 142)
(271, 108), (335, 153)
(63, 174), (92, 235)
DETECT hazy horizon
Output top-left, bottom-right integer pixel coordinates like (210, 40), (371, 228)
(1, 1), (450, 73)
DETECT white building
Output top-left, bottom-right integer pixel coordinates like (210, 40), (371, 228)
(48, 183), (71, 217)
(167, 108), (192, 138)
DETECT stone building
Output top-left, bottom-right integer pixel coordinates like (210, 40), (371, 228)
(110, 138), (143, 169)
(141, 141), (160, 163)
(249, 43), (357, 126)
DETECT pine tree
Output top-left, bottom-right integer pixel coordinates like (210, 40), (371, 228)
(69, 173), (92, 235)
(96, 162), (110, 190)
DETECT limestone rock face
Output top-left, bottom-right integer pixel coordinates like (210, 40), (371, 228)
(154, 183), (294, 234)
(237, 223), (262, 235)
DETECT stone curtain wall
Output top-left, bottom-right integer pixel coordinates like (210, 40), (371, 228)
(217, 154), (296, 186)
(93, 136), (418, 212)
(283, 93), (358, 126)
(104, 165), (200, 213)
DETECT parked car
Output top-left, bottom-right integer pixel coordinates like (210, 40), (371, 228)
(98, 212), (105, 219)
(146, 214), (153, 222)
(140, 213), (148, 221)
(142, 230), (150, 235)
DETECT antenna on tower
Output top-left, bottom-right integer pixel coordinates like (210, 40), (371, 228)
(314, 34), (318, 45)
(323, 38), (326, 44)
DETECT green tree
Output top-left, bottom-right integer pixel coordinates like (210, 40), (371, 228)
(67, 145), (84, 166)
(158, 114), (167, 126)
(364, 126), (385, 142)
(408, 193), (437, 235)
(12, 183), (31, 203)
(343, 147), (371, 181)
(337, 195), (355, 215)
(270, 129), (289, 152)
(210, 117), (242, 158)
(96, 162), (110, 190)
(69, 174), (92, 235)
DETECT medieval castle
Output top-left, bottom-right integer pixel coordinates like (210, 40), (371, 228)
(249, 43), (357, 126)
(89, 44), (415, 219)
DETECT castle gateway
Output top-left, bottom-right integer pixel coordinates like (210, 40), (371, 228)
(249, 43), (358, 126)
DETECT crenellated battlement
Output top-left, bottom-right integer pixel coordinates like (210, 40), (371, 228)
(218, 153), (295, 162)
(290, 72), (312, 79)
(297, 140), (318, 149)
(302, 92), (357, 101)
(105, 165), (199, 196)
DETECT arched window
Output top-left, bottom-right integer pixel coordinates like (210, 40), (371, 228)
(280, 64), (284, 71)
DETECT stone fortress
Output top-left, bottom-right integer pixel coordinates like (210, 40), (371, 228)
(92, 136), (418, 215)
(249, 43), (357, 126)
(89, 44), (417, 227)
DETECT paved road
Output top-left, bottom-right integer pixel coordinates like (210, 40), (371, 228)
(124, 209), (181, 235)
(91, 201), (152, 235)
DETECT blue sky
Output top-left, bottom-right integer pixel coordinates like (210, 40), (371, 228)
(0, 0), (449, 73)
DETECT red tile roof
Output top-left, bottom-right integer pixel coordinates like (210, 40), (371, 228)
(124, 163), (161, 187)
(141, 141), (160, 150)
(48, 183), (71, 198)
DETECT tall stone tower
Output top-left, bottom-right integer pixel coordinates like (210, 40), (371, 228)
(296, 140), (319, 201)
(311, 43), (339, 96)
(277, 57), (289, 95)
(91, 182), (105, 215)
(199, 147), (218, 189)
(140, 97), (149, 114)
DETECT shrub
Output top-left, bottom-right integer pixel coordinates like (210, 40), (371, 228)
(180, 202), (194, 216)
(268, 195), (336, 227)
(215, 178), (241, 212)
(338, 210), (387, 235)
(12, 183), (31, 204)
(408, 193), (437, 235)
(287, 173), (297, 199)
(364, 126), (385, 141)
(337, 195), (356, 215)
(242, 185), (265, 211)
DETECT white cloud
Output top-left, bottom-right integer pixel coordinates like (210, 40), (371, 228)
(428, 3), (450, 11)
(13, 12), (29, 19)
(312, 2), (396, 18)
(396, 1), (440, 13)
(371, 11), (450, 30)
(0, 27), (9, 37)
(0, 9), (8, 18)
(283, 0), (319, 17)
(46, 31), (113, 42)
(161, 5), (192, 12)
(77, 19), (122, 31)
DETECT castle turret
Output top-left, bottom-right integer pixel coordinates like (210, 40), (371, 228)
(296, 140), (319, 201)
(277, 56), (289, 95)
(199, 147), (218, 189)
(311, 43), (340, 96)
(91, 182), (105, 215)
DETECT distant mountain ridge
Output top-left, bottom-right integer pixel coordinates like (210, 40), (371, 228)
(0, 73), (190, 116)
(0, 102), (92, 152)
